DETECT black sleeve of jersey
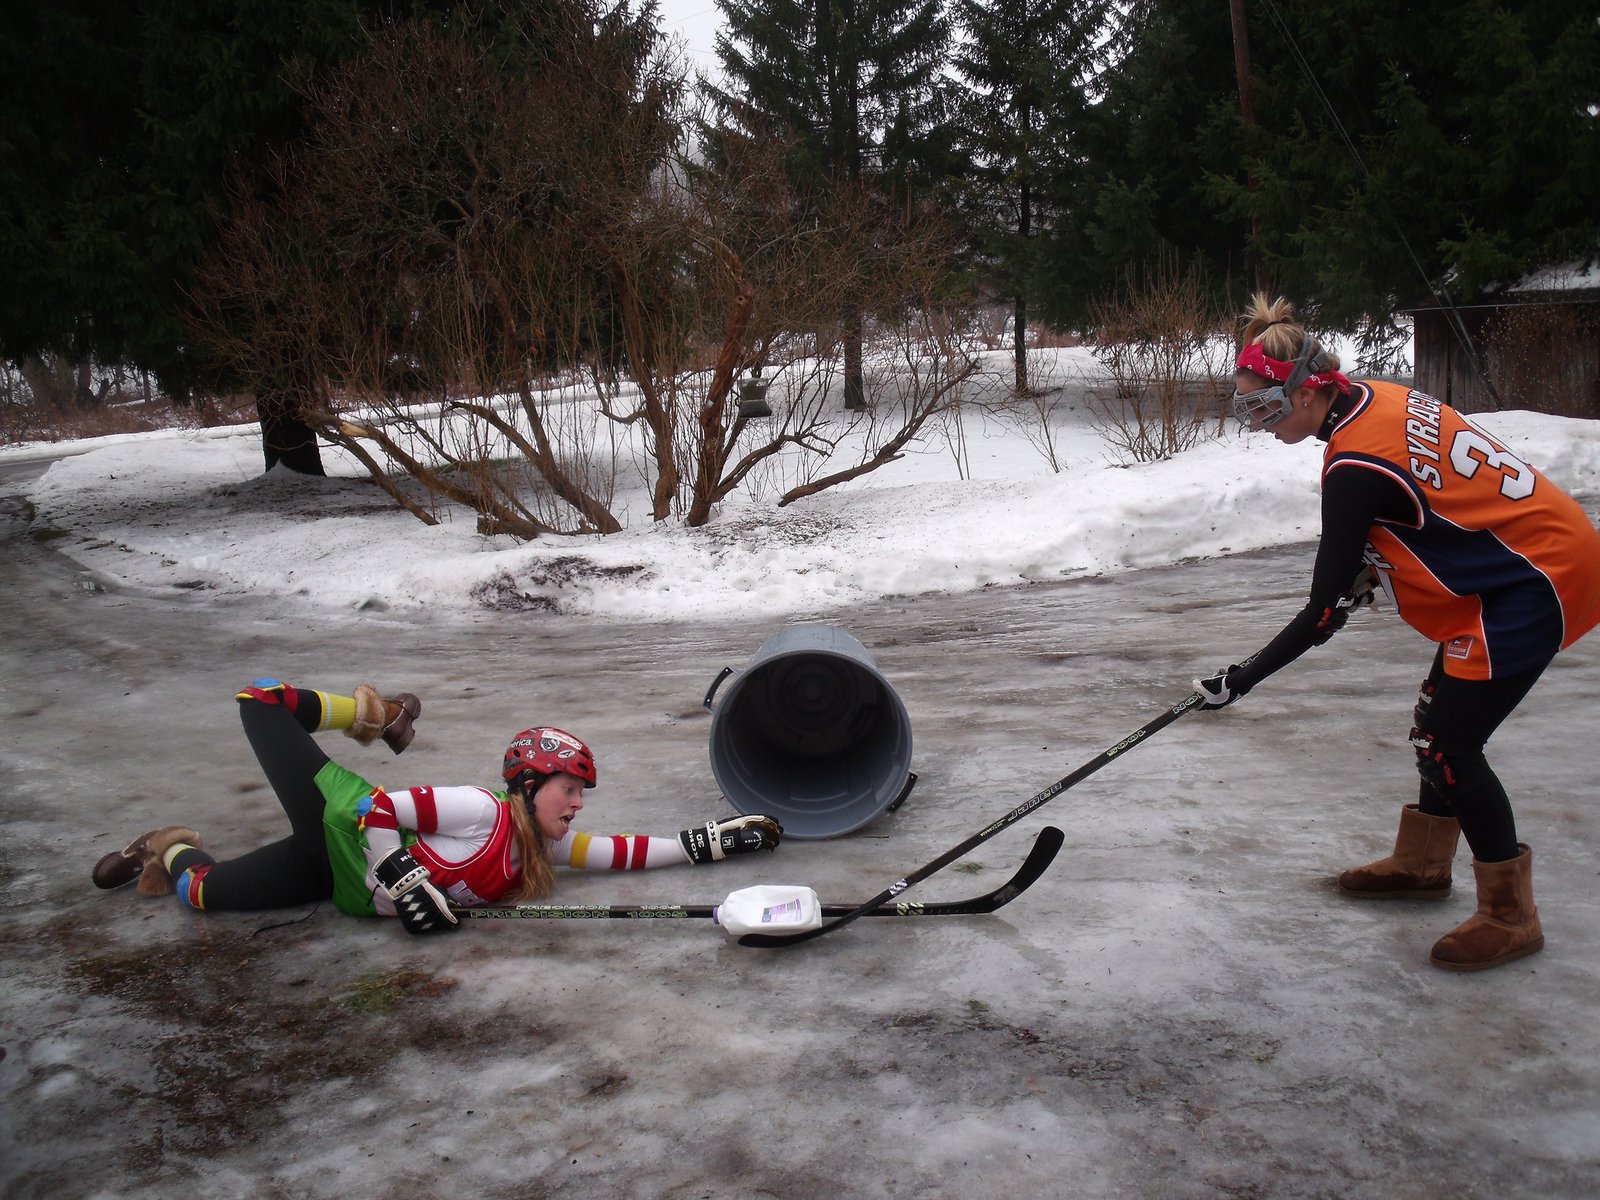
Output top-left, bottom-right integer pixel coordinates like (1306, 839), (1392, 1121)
(1231, 465), (1411, 694)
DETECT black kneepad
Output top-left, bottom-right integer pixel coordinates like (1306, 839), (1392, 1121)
(1411, 728), (1487, 797)
(1413, 678), (1436, 728)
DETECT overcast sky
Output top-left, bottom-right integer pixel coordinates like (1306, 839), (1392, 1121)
(654, 0), (726, 76)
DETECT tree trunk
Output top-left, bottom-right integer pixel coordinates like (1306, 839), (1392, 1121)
(1013, 292), (1029, 394)
(256, 387), (326, 475)
(1015, 171), (1032, 393)
(843, 310), (866, 410)
(74, 359), (98, 408)
(684, 286), (756, 528)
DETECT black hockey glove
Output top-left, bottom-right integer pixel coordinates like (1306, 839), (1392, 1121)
(1312, 565), (1380, 646)
(373, 846), (459, 934)
(1194, 665), (1247, 709)
(678, 815), (784, 865)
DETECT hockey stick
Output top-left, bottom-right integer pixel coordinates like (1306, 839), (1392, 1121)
(455, 824), (1064, 923)
(738, 690), (1207, 948)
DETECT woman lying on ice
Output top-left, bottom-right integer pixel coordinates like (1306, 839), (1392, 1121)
(91, 679), (783, 934)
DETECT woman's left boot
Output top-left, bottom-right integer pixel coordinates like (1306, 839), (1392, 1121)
(1429, 844), (1544, 971)
(92, 827), (204, 895)
(347, 685), (423, 754)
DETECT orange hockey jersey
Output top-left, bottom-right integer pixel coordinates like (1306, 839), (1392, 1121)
(1324, 381), (1600, 679)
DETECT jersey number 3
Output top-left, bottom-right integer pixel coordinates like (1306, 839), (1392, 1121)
(1449, 428), (1535, 501)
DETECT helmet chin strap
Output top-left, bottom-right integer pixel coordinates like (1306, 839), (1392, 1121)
(1281, 336), (1327, 395)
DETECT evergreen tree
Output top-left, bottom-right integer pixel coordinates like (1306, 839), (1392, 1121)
(711, 0), (950, 407)
(952, 0), (1114, 389)
(1212, 0), (1600, 327)
(1068, 0), (1599, 338)
(0, 4), (150, 387)
(0, 1), (411, 471)
(1037, 0), (1245, 330)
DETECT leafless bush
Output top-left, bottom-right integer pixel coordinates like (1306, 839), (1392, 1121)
(1088, 259), (1230, 463)
(0, 357), (250, 445)
(187, 4), (975, 537)
(974, 305), (1010, 351)
(966, 344), (1088, 475)
(934, 391), (974, 480)
(761, 195), (982, 505)
(189, 4), (677, 535)
(1029, 325), (1084, 349)
(1485, 299), (1599, 417)
(2, 395), (178, 445)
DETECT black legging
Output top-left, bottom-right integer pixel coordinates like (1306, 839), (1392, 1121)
(174, 693), (338, 910)
(1412, 644), (1548, 863)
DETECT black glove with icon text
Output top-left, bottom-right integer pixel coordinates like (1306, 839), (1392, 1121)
(678, 814), (783, 864)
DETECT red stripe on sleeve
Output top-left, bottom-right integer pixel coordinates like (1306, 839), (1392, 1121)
(610, 836), (628, 870)
(364, 788), (400, 831)
(413, 786), (438, 832)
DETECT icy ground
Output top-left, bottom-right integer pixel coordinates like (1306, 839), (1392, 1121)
(3, 469), (1599, 1198)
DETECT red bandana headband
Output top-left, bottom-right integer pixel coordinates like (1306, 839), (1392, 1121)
(1235, 340), (1351, 393)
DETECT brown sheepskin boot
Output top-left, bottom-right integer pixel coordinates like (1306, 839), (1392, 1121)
(1430, 844), (1543, 971)
(347, 685), (423, 754)
(1338, 804), (1460, 899)
(91, 826), (204, 895)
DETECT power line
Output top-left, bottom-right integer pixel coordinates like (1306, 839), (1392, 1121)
(1254, 0), (1502, 405)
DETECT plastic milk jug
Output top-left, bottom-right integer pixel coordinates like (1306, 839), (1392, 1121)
(714, 885), (823, 937)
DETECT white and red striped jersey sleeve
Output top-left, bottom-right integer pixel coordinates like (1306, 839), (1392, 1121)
(360, 785), (518, 913)
(548, 830), (691, 872)
(360, 785), (502, 864)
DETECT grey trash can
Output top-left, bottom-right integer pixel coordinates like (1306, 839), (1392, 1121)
(704, 624), (915, 839)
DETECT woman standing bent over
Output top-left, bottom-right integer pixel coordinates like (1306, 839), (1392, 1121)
(1193, 294), (1600, 971)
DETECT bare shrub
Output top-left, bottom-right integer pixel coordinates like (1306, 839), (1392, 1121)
(1485, 299), (1599, 418)
(0, 357), (251, 445)
(967, 344), (1087, 475)
(1088, 259), (1230, 463)
(974, 304), (1010, 351)
(934, 391), (974, 480)
(1029, 324), (1084, 350)
(190, 4), (673, 536)
(187, 4), (975, 537)
(760, 194), (982, 505)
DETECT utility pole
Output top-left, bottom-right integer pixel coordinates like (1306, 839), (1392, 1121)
(1229, 0), (1270, 294)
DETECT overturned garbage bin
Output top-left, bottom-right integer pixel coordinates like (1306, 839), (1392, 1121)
(704, 624), (914, 840)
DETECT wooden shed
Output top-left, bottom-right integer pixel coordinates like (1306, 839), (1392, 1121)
(1404, 263), (1600, 418)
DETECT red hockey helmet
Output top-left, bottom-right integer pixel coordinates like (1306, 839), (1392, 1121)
(502, 726), (597, 792)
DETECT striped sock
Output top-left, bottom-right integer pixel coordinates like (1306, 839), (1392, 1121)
(314, 690), (357, 732)
(165, 843), (210, 874)
(174, 865), (211, 910)
(164, 844), (213, 910)
(236, 678), (355, 733)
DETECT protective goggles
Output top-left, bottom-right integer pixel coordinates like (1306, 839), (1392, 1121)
(1231, 381), (1295, 428)
(1232, 337), (1324, 429)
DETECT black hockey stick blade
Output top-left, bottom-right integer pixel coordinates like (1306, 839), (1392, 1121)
(883, 823), (1064, 917)
(455, 825), (1065, 924)
(738, 691), (1204, 948)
